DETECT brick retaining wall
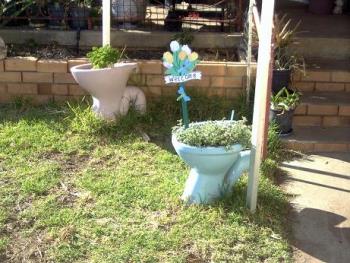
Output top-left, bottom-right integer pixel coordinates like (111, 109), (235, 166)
(0, 57), (256, 104)
(293, 70), (350, 93)
(293, 69), (350, 127)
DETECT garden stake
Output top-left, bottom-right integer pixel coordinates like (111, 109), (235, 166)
(230, 110), (235, 121)
(177, 84), (190, 129)
(162, 41), (201, 130)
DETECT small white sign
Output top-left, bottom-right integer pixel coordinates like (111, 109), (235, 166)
(164, 72), (202, 84)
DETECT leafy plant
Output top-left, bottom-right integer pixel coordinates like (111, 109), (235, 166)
(267, 122), (283, 160)
(273, 14), (300, 51)
(87, 45), (125, 69)
(1, 0), (36, 26)
(172, 29), (195, 45)
(173, 120), (251, 148)
(270, 87), (301, 112)
(273, 14), (305, 73)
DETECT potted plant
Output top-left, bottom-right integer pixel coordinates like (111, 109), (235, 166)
(71, 45), (145, 119)
(68, 0), (90, 30)
(172, 120), (251, 204)
(26, 0), (49, 29)
(162, 41), (251, 204)
(272, 14), (304, 94)
(47, 0), (65, 29)
(269, 87), (301, 135)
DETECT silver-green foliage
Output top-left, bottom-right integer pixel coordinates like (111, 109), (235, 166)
(173, 120), (251, 148)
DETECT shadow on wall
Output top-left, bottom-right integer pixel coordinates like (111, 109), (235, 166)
(291, 208), (350, 263)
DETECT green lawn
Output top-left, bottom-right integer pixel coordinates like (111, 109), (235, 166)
(0, 96), (292, 262)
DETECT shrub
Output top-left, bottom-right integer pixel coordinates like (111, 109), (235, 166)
(267, 122), (284, 160)
(173, 120), (251, 148)
(87, 45), (125, 69)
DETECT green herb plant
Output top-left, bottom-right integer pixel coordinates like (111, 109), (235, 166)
(87, 45), (125, 69)
(173, 120), (251, 149)
(270, 87), (301, 112)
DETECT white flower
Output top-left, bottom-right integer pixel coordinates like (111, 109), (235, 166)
(181, 45), (191, 55)
(170, 41), (180, 52)
(163, 61), (173, 69)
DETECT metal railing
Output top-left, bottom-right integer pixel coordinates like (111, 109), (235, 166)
(0, 0), (244, 32)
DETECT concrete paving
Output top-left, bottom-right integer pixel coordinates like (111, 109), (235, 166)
(281, 153), (350, 263)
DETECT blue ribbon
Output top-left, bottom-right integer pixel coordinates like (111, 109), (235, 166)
(177, 86), (191, 102)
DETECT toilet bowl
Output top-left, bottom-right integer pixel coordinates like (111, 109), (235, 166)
(71, 62), (138, 119)
(172, 132), (251, 204)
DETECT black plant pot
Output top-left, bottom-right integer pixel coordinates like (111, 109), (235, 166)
(27, 4), (48, 28)
(269, 108), (294, 136)
(164, 10), (183, 31)
(48, 3), (65, 29)
(272, 69), (291, 95)
(69, 6), (89, 30)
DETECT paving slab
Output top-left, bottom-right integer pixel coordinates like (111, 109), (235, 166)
(281, 153), (350, 263)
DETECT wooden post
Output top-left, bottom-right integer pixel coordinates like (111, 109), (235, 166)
(102, 0), (111, 46)
(253, 5), (261, 38)
(246, 0), (275, 213)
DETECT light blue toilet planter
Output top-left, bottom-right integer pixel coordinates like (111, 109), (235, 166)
(172, 134), (251, 204)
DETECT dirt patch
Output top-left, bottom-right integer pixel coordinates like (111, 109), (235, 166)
(1, 149), (93, 262)
(7, 42), (238, 61)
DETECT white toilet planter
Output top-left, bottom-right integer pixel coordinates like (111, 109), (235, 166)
(71, 62), (146, 119)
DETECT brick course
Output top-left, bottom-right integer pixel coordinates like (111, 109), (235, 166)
(301, 71), (331, 82)
(0, 83), (6, 93)
(293, 116), (322, 126)
(51, 84), (69, 95)
(8, 83), (37, 94)
(339, 105), (350, 116)
(0, 58), (348, 108)
(54, 73), (76, 84)
(0, 72), (21, 83)
(5, 57), (37, 72)
(69, 84), (87, 96)
(315, 83), (345, 92)
(23, 72), (53, 83)
(307, 104), (338, 116)
(37, 59), (67, 73)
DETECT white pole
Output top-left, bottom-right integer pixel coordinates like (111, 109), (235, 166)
(246, 0), (275, 212)
(246, 0), (254, 103)
(102, 0), (111, 46)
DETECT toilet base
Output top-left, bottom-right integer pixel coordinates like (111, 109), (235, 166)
(181, 169), (227, 204)
(91, 97), (120, 120)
